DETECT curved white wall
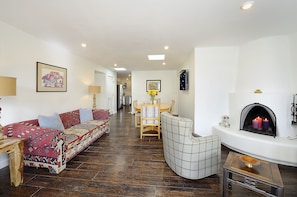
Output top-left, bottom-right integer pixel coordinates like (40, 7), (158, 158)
(215, 34), (297, 166)
(194, 47), (239, 136)
(289, 33), (297, 92)
(236, 35), (293, 93)
(230, 34), (297, 138)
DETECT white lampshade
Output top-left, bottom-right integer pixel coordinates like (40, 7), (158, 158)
(0, 76), (16, 96)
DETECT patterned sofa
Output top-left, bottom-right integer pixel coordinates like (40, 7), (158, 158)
(2, 109), (110, 174)
(161, 112), (221, 179)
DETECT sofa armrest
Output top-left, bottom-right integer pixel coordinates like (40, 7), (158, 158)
(92, 109), (109, 120)
(2, 123), (66, 149)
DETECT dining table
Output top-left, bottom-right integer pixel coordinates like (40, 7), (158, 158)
(135, 103), (170, 112)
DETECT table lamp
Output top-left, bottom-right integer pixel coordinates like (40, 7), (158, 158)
(0, 76), (16, 131)
(88, 85), (101, 109)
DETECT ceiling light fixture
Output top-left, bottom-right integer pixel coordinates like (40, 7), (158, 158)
(81, 43), (87, 48)
(114, 64), (117, 67)
(148, 54), (165, 61)
(162, 62), (166, 66)
(164, 46), (169, 50)
(114, 68), (126, 71)
(240, 1), (255, 11)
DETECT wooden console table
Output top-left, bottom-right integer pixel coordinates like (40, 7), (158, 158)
(0, 137), (26, 187)
(223, 151), (284, 197)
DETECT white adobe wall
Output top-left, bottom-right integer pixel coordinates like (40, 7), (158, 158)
(131, 70), (179, 114)
(0, 21), (116, 169)
(194, 46), (239, 136)
(230, 34), (297, 138)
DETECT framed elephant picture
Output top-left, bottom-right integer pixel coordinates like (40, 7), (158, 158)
(36, 62), (67, 92)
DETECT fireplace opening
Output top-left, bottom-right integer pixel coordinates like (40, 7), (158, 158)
(240, 103), (276, 137)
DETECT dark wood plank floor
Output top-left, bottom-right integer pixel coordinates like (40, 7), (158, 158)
(0, 106), (296, 197)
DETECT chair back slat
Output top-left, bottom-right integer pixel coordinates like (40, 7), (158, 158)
(140, 104), (161, 139)
(169, 100), (175, 115)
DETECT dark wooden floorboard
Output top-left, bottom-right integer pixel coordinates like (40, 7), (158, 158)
(0, 106), (296, 196)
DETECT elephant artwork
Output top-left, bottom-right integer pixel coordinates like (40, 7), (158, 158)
(42, 71), (64, 88)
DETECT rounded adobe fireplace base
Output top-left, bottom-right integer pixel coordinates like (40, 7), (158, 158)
(212, 125), (297, 167)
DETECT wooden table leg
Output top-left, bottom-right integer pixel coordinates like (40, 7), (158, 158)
(9, 141), (24, 187)
(223, 168), (228, 197)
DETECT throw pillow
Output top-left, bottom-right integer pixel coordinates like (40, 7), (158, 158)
(38, 113), (65, 130)
(79, 108), (94, 122)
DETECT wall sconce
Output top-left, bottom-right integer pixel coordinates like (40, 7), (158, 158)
(88, 85), (101, 109)
(0, 76), (16, 131)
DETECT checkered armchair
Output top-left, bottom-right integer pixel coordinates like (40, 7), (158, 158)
(161, 112), (221, 179)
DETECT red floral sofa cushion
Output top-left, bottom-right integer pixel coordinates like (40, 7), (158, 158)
(59, 109), (80, 129)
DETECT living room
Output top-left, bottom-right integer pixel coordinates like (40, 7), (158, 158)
(0, 1), (297, 194)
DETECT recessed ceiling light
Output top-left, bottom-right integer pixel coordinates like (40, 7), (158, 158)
(164, 46), (169, 50)
(148, 54), (165, 61)
(240, 1), (255, 11)
(114, 64), (117, 67)
(162, 62), (166, 66)
(114, 68), (126, 71)
(81, 43), (87, 48)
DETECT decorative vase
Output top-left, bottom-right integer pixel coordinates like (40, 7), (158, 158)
(151, 96), (154, 104)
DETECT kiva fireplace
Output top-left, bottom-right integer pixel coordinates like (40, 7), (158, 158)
(240, 103), (276, 137)
(213, 93), (297, 167)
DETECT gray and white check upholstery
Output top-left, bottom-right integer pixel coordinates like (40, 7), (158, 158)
(161, 112), (221, 179)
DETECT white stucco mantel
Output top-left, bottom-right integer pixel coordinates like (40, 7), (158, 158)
(213, 125), (297, 167)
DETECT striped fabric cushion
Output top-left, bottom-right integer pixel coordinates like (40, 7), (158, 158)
(141, 105), (159, 124)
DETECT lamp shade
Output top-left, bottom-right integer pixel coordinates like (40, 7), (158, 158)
(88, 85), (101, 94)
(0, 76), (16, 96)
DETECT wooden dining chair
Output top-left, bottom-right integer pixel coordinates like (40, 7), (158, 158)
(169, 100), (175, 115)
(140, 104), (161, 139)
(133, 100), (141, 127)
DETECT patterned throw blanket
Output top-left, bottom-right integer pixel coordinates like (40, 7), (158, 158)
(3, 122), (65, 149)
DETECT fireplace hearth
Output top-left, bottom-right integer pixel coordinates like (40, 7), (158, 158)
(240, 103), (276, 137)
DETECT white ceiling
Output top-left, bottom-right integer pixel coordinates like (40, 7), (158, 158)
(0, 0), (296, 78)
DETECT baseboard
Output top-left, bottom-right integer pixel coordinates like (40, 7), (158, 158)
(0, 154), (9, 169)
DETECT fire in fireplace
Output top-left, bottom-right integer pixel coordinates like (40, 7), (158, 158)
(240, 103), (276, 137)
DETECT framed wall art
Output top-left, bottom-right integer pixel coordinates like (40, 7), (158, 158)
(36, 62), (67, 92)
(146, 80), (161, 92)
